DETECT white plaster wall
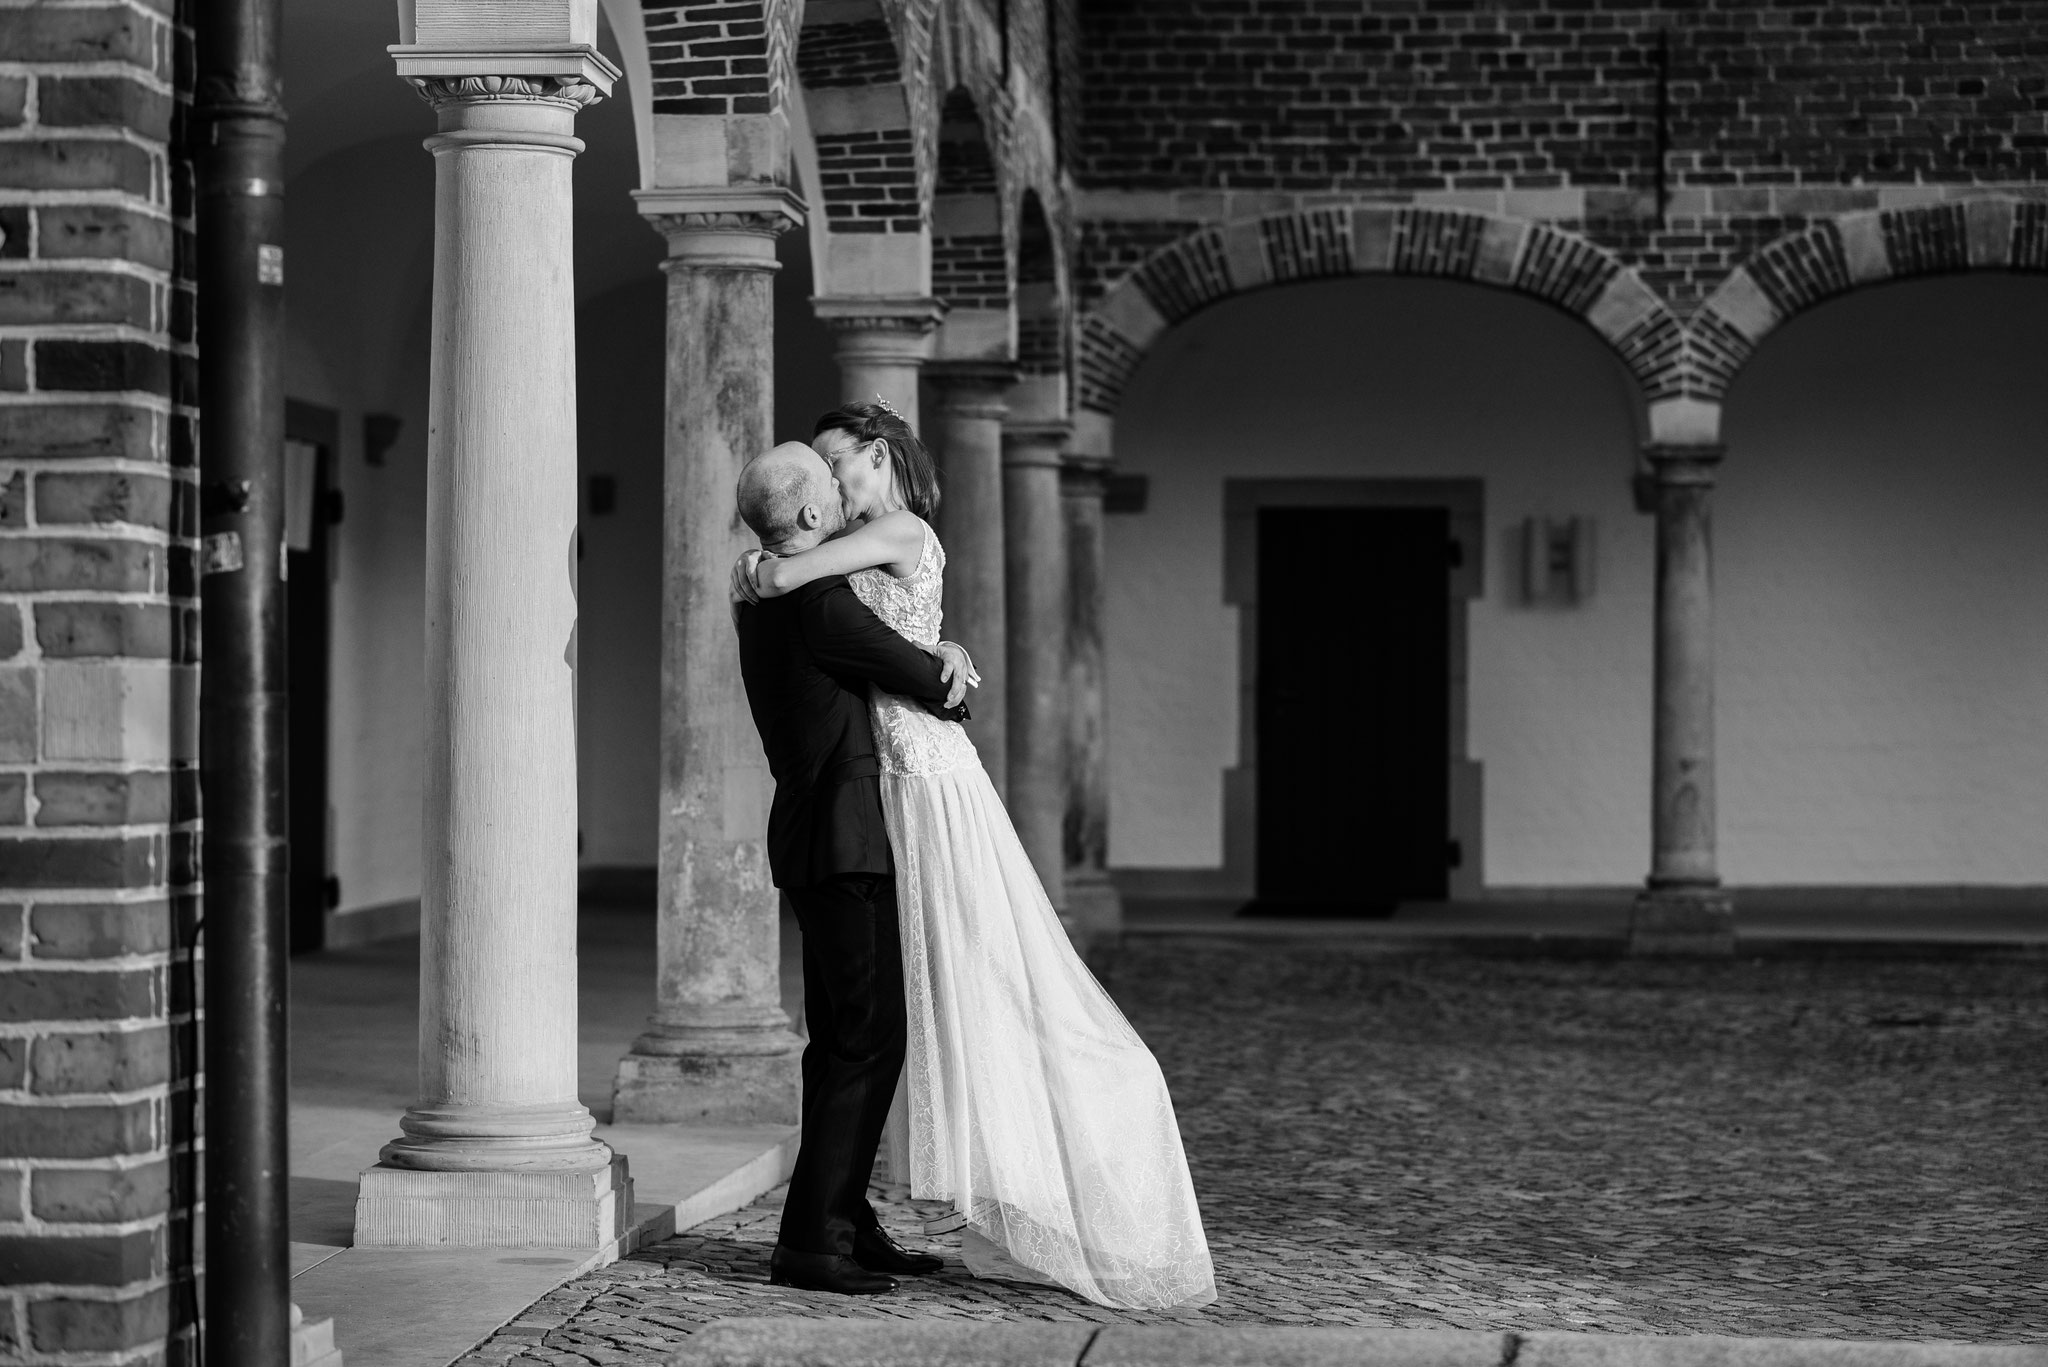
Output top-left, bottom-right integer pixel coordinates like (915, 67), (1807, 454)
(1718, 275), (2048, 885)
(285, 5), (679, 903)
(284, 137), (435, 915)
(1106, 276), (1652, 883)
(1105, 272), (2048, 887)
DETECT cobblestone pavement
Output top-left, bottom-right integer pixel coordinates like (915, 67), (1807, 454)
(457, 944), (2048, 1364)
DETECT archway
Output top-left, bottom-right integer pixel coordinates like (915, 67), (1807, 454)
(1077, 206), (1682, 452)
(1717, 271), (2048, 893)
(1693, 197), (2048, 402)
(1103, 274), (1648, 906)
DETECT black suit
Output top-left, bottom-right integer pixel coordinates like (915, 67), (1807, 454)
(735, 575), (965, 1258)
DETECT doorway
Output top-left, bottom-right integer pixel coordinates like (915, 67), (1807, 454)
(284, 401), (338, 954)
(1247, 506), (1454, 914)
(1213, 480), (1482, 915)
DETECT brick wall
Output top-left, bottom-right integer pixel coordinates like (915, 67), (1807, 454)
(1079, 2), (2048, 196)
(1072, 2), (2048, 313)
(645, 0), (776, 116)
(0, 1), (203, 1362)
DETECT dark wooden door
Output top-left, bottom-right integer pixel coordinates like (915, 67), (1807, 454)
(1251, 506), (1452, 915)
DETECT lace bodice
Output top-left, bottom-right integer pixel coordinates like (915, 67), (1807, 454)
(848, 517), (944, 648)
(849, 519), (978, 778)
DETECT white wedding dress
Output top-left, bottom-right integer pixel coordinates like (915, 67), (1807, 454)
(847, 518), (1216, 1311)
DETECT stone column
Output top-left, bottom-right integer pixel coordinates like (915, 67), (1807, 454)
(813, 295), (945, 422)
(1630, 443), (1736, 955)
(927, 365), (1014, 793)
(610, 190), (808, 1123)
(1002, 421), (1070, 914)
(1061, 456), (1123, 940)
(356, 51), (630, 1249)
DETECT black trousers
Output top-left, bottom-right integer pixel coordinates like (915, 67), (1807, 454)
(778, 872), (908, 1257)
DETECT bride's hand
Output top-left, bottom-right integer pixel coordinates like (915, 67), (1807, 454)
(730, 550), (763, 607)
(935, 641), (978, 709)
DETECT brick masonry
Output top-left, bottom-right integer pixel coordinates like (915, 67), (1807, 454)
(784, 1), (1067, 330)
(0, 1), (203, 1362)
(644, 1), (780, 118)
(1065, 2), (2048, 424)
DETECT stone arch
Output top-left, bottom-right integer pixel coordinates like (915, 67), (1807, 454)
(1075, 206), (1685, 449)
(796, 2), (920, 238)
(1693, 197), (2048, 403)
(930, 85), (1013, 361)
(599, 0), (805, 192)
(791, 0), (928, 296)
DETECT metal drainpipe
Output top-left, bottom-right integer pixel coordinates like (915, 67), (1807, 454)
(194, 0), (289, 1356)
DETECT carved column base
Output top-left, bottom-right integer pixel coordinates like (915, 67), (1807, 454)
(354, 1154), (632, 1250)
(611, 1025), (803, 1125)
(1629, 887), (1736, 956)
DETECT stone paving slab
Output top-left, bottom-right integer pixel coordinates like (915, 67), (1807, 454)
(658, 1320), (2048, 1367)
(1085, 1323), (1504, 1367)
(454, 946), (2047, 1365)
(668, 1318), (1096, 1366)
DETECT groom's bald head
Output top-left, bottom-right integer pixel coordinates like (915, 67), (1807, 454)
(738, 442), (842, 551)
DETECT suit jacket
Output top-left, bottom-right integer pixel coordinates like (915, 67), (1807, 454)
(736, 575), (968, 890)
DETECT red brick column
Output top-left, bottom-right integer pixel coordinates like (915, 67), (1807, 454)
(0, 2), (203, 1360)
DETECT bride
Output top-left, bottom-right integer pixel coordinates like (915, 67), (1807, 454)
(730, 400), (1216, 1311)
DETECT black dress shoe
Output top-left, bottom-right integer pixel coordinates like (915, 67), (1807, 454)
(768, 1245), (898, 1295)
(852, 1224), (945, 1275)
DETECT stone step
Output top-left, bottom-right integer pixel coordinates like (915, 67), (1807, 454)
(662, 1318), (2048, 1367)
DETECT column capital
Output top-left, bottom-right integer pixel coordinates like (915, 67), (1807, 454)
(928, 362), (1020, 414)
(1642, 442), (1726, 474)
(812, 294), (948, 336)
(391, 43), (620, 102)
(1060, 453), (1114, 497)
(637, 187), (803, 270)
(1002, 420), (1071, 469)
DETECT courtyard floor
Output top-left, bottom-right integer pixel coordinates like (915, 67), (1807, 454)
(453, 940), (2048, 1364)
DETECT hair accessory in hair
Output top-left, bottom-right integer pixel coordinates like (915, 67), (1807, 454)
(873, 394), (901, 419)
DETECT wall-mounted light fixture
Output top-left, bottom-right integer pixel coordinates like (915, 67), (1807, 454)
(363, 412), (402, 467)
(1521, 516), (1595, 605)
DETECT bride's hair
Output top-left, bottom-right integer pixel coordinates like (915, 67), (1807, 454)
(812, 400), (940, 521)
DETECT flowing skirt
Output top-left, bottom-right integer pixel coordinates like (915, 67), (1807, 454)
(872, 699), (1216, 1310)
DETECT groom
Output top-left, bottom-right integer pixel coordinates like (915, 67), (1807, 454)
(733, 442), (972, 1296)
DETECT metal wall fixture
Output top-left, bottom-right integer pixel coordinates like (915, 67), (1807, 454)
(1521, 515), (1596, 605)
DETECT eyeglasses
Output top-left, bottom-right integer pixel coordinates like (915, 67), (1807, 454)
(819, 440), (871, 462)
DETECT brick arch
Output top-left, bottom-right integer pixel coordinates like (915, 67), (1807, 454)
(1692, 197), (2048, 403)
(1076, 206), (1686, 422)
(795, 2), (923, 244)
